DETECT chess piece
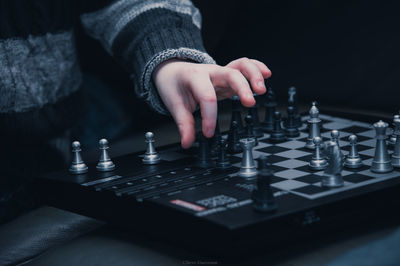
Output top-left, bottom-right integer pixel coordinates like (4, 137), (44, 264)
(331, 130), (340, 147)
(69, 141), (88, 174)
(245, 115), (258, 146)
(238, 138), (257, 178)
(370, 120), (393, 173)
(322, 141), (344, 188)
(230, 95), (245, 136)
(305, 101), (322, 149)
(196, 133), (214, 168)
(391, 116), (400, 168)
(96, 139), (116, 172)
(248, 93), (263, 137)
(227, 121), (242, 154)
(142, 132), (161, 164)
(252, 156), (277, 213)
(288, 87), (302, 127)
(309, 137), (328, 170)
(210, 119), (222, 157)
(284, 106), (300, 138)
(269, 111), (286, 143)
(344, 135), (363, 169)
(216, 139), (231, 168)
(262, 88), (277, 133)
(389, 114), (400, 146)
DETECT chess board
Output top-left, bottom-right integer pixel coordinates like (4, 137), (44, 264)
(37, 111), (400, 258)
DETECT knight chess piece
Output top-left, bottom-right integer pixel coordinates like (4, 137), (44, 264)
(227, 121), (242, 154)
(96, 139), (116, 172)
(288, 86), (302, 127)
(216, 139), (231, 169)
(252, 156), (277, 213)
(69, 141), (88, 174)
(389, 114), (400, 146)
(269, 111), (286, 143)
(305, 101), (322, 149)
(248, 93), (263, 137)
(309, 136), (328, 170)
(344, 135), (363, 169)
(262, 88), (277, 133)
(238, 138), (257, 178)
(391, 116), (400, 168)
(322, 141), (344, 188)
(284, 106), (300, 138)
(142, 132), (161, 164)
(196, 133), (214, 168)
(370, 120), (393, 173)
(230, 95), (245, 136)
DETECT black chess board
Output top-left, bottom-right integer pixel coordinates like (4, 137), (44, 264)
(37, 111), (400, 258)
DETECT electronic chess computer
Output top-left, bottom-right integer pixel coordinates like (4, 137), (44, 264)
(38, 87), (400, 258)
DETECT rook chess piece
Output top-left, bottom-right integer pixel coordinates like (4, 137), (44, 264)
(269, 111), (286, 143)
(238, 138), (257, 178)
(262, 88), (277, 133)
(370, 120), (393, 173)
(389, 114), (400, 146)
(309, 137), (328, 170)
(69, 141), (88, 174)
(196, 133), (214, 168)
(322, 141), (344, 188)
(252, 156), (277, 213)
(216, 139), (231, 168)
(305, 101), (322, 149)
(391, 116), (400, 168)
(248, 93), (263, 137)
(284, 106), (300, 138)
(142, 132), (161, 164)
(96, 139), (115, 171)
(227, 121), (242, 154)
(344, 135), (363, 169)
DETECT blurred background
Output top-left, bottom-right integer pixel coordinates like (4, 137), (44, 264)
(74, 0), (400, 152)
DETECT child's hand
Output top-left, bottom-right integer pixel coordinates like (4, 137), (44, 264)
(153, 57), (271, 149)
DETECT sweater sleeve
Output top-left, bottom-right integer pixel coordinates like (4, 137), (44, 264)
(80, 0), (215, 114)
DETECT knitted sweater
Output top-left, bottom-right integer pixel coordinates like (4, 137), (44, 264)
(0, 0), (214, 141)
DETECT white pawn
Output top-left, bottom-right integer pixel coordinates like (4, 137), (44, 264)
(331, 130), (340, 146)
(96, 139), (115, 172)
(142, 132), (161, 164)
(69, 141), (88, 174)
(344, 135), (363, 169)
(309, 137), (328, 170)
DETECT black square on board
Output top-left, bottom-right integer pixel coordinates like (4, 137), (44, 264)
(293, 185), (327, 195)
(257, 146), (291, 154)
(268, 155), (290, 164)
(343, 174), (374, 183)
(295, 174), (322, 184)
(341, 126), (372, 134)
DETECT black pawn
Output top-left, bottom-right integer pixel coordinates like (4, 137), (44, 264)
(270, 111), (286, 143)
(248, 94), (263, 138)
(245, 114), (259, 146)
(227, 121), (242, 154)
(196, 133), (214, 168)
(284, 106), (300, 138)
(216, 139), (231, 169)
(252, 156), (277, 213)
(230, 95), (245, 136)
(262, 88), (277, 133)
(288, 87), (302, 127)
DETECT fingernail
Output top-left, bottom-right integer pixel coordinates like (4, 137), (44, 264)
(206, 128), (214, 137)
(257, 81), (265, 88)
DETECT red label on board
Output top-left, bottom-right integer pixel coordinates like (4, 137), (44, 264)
(170, 199), (206, 212)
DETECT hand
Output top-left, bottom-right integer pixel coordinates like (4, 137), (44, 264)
(152, 57), (271, 148)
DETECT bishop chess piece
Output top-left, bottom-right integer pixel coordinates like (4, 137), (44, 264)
(248, 93), (263, 137)
(284, 106), (300, 138)
(216, 139), (231, 169)
(322, 141), (344, 188)
(262, 88), (277, 133)
(227, 121), (242, 154)
(252, 156), (277, 213)
(96, 139), (115, 172)
(309, 137), (328, 170)
(344, 135), (363, 169)
(370, 120), (393, 173)
(142, 132), (161, 164)
(69, 141), (88, 174)
(269, 111), (286, 143)
(391, 116), (400, 168)
(196, 133), (214, 168)
(238, 138), (257, 178)
(288, 87), (302, 127)
(305, 101), (322, 149)
(245, 115), (258, 146)
(230, 95), (245, 136)
(389, 114), (400, 146)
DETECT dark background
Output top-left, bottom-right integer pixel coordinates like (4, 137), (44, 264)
(74, 0), (400, 143)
